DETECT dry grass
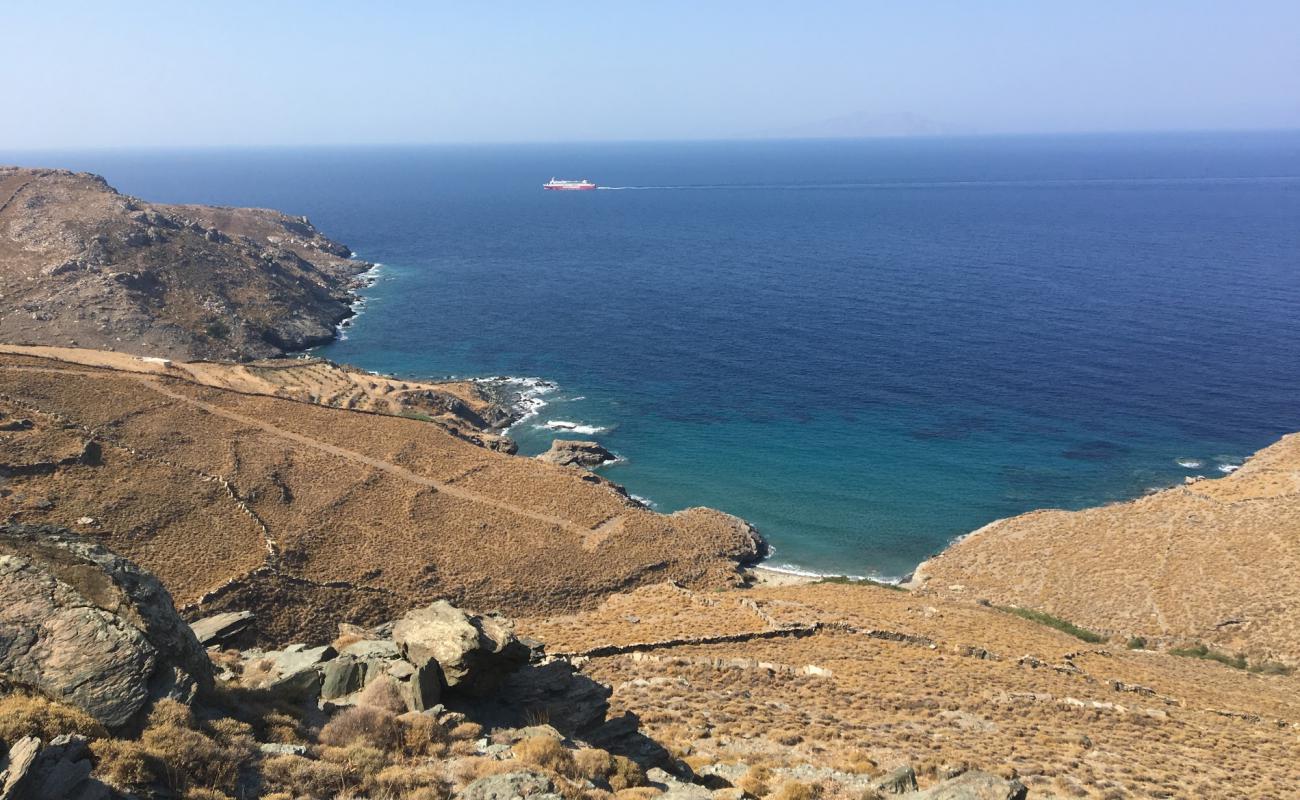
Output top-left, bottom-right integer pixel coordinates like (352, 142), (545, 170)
(91, 699), (256, 797)
(522, 581), (1300, 799)
(319, 705), (403, 750)
(0, 355), (758, 644)
(0, 693), (107, 742)
(512, 735), (577, 777)
(912, 431), (1300, 662)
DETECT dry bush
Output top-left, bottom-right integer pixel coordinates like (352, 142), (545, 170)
(449, 738), (480, 756)
(512, 735), (577, 777)
(737, 765), (772, 798)
(333, 631), (366, 652)
(0, 693), (107, 741)
(261, 753), (352, 799)
(614, 788), (662, 800)
(770, 780), (817, 800)
(609, 756), (646, 791)
(319, 705), (402, 749)
(183, 789), (233, 800)
(449, 720), (484, 740)
(452, 756), (521, 787)
(359, 675), (409, 714)
(400, 713), (450, 757)
(320, 742), (391, 781)
(135, 699), (257, 796)
(367, 763), (449, 798)
(575, 748), (616, 781)
(90, 739), (156, 789)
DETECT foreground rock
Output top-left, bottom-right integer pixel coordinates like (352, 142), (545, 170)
(0, 166), (371, 360)
(392, 601), (531, 695)
(0, 524), (213, 730)
(537, 439), (617, 468)
(0, 735), (108, 800)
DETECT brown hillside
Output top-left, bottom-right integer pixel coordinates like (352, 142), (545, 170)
(522, 580), (1300, 799)
(0, 166), (370, 359)
(0, 351), (761, 643)
(908, 434), (1300, 663)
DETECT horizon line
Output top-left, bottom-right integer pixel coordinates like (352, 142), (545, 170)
(3, 126), (1299, 154)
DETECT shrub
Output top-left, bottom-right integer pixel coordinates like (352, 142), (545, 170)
(184, 789), (233, 800)
(512, 735), (577, 777)
(737, 765), (772, 798)
(609, 756), (646, 791)
(997, 606), (1105, 643)
(771, 780), (817, 800)
(262, 754), (352, 799)
(449, 720), (484, 741)
(0, 694), (107, 742)
(319, 705), (402, 749)
(1169, 643), (1246, 669)
(575, 748), (616, 781)
(139, 700), (249, 794)
(400, 713), (450, 756)
(91, 739), (156, 789)
(358, 675), (409, 714)
(1126, 637), (1147, 650)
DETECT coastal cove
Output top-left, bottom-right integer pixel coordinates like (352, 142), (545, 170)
(14, 132), (1300, 579)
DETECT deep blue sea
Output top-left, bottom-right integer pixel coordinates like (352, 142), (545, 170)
(11, 133), (1300, 579)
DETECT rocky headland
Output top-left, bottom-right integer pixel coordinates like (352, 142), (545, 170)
(2, 169), (1297, 799)
(0, 167), (372, 360)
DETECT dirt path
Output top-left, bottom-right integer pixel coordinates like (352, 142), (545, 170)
(1, 361), (613, 540)
(132, 375), (603, 538)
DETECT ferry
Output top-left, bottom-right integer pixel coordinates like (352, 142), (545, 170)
(543, 178), (597, 191)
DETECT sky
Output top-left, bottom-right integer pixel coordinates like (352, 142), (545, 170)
(4, 1), (1298, 148)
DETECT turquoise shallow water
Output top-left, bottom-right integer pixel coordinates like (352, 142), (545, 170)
(13, 133), (1300, 578)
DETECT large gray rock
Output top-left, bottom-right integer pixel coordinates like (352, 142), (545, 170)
(392, 601), (529, 695)
(908, 771), (1027, 800)
(0, 524), (213, 730)
(874, 765), (919, 795)
(0, 735), (109, 800)
(460, 771), (557, 800)
(536, 439), (616, 468)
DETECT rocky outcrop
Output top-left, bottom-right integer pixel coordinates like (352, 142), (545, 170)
(0, 524), (213, 730)
(189, 610), (255, 648)
(393, 601), (531, 695)
(909, 771), (1027, 800)
(536, 439), (616, 468)
(0, 167), (371, 360)
(460, 770), (558, 800)
(0, 735), (108, 800)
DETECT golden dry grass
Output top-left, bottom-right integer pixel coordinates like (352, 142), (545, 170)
(910, 432), (1300, 663)
(0, 352), (757, 643)
(521, 581), (1300, 800)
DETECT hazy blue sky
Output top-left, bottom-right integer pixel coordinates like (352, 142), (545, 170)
(5, 1), (1298, 148)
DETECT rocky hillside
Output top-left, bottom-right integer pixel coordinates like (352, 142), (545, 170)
(0, 348), (762, 644)
(908, 432), (1300, 664)
(0, 167), (371, 360)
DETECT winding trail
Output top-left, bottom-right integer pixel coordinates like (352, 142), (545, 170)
(132, 375), (600, 538)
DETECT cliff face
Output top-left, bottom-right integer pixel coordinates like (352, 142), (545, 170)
(0, 167), (370, 360)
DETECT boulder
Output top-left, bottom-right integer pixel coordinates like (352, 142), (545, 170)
(460, 770), (558, 800)
(189, 610), (255, 648)
(0, 524), (213, 730)
(392, 601), (529, 695)
(874, 765), (918, 795)
(908, 771), (1027, 800)
(0, 735), (109, 800)
(536, 439), (616, 468)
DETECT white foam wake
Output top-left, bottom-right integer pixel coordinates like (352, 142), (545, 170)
(536, 419), (608, 435)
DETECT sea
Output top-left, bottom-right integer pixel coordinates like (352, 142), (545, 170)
(12, 132), (1300, 580)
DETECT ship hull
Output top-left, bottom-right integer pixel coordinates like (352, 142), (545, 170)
(544, 184), (597, 191)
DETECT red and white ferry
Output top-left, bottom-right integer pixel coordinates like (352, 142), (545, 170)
(543, 178), (597, 191)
